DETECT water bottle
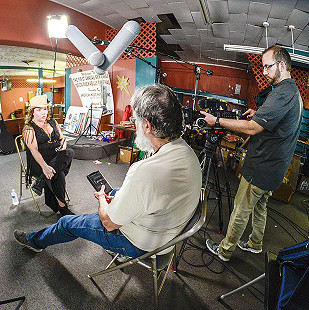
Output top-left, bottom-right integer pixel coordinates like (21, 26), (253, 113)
(11, 189), (19, 206)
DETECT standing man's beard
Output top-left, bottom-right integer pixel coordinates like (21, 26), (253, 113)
(268, 66), (281, 85)
(135, 124), (154, 153)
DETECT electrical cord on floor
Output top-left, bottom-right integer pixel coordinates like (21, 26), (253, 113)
(178, 229), (264, 303)
(267, 206), (308, 239)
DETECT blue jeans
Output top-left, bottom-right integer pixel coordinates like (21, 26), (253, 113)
(28, 189), (145, 257)
(28, 213), (146, 257)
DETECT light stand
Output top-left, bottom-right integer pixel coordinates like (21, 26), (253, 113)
(47, 15), (68, 117)
(50, 38), (57, 117)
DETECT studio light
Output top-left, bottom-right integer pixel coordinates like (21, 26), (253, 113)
(47, 15), (68, 38)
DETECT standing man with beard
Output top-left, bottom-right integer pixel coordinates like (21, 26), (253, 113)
(203, 45), (302, 262)
(14, 84), (202, 258)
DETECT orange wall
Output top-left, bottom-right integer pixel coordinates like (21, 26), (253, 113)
(0, 0), (111, 55)
(0, 76), (64, 119)
(70, 59), (136, 124)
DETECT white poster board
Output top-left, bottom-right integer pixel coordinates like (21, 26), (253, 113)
(70, 70), (114, 123)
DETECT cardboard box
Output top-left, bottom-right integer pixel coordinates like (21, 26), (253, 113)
(272, 155), (301, 203)
(119, 146), (139, 163)
(235, 149), (247, 180)
(272, 183), (294, 203)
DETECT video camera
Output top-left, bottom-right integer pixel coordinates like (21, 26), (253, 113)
(182, 98), (242, 129)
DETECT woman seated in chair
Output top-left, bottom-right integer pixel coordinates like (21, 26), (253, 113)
(22, 95), (74, 216)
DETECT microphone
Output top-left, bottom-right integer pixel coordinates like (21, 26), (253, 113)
(92, 37), (110, 46)
(65, 21), (141, 74)
(94, 20), (141, 74)
(65, 25), (105, 66)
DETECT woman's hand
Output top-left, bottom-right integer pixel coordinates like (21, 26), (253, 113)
(42, 165), (56, 179)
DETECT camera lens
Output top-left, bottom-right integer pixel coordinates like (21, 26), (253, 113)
(196, 118), (207, 129)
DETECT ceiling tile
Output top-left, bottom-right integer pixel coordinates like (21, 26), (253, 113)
(123, 0), (149, 9)
(269, 0), (297, 20)
(212, 23), (229, 38)
(191, 11), (209, 29)
(286, 9), (309, 30)
(259, 36), (279, 48)
(136, 7), (162, 22)
(227, 0), (249, 14)
(245, 25), (264, 41)
(184, 0), (201, 12)
(247, 1), (271, 25)
(277, 28), (301, 46)
(228, 14), (248, 31)
(208, 0), (229, 23)
(109, 2), (140, 19)
(179, 22), (198, 35)
(229, 31), (245, 40)
(295, 25), (309, 46)
(171, 3), (193, 23)
(168, 28), (186, 39)
(186, 35), (202, 45)
(295, 0), (309, 14)
(160, 35), (178, 44)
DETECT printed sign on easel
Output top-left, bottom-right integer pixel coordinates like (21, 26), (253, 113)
(70, 70), (114, 123)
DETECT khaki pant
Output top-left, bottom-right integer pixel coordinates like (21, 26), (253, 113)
(219, 176), (272, 259)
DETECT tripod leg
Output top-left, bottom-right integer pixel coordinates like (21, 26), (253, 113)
(218, 147), (233, 215)
(212, 155), (224, 232)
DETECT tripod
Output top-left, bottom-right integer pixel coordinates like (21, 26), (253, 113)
(74, 104), (101, 144)
(199, 129), (232, 232)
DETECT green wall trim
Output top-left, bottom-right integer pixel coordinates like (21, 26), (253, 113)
(135, 57), (157, 90)
(65, 68), (71, 113)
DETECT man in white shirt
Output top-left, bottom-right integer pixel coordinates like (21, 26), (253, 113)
(14, 84), (202, 258)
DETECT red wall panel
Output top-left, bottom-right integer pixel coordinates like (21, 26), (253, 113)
(161, 62), (257, 104)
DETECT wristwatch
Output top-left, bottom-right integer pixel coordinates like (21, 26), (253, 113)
(215, 116), (220, 127)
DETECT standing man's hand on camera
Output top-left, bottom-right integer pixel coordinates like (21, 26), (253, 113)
(200, 111), (216, 126)
(242, 109), (256, 120)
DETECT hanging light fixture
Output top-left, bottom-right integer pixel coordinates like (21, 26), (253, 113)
(263, 21), (269, 49)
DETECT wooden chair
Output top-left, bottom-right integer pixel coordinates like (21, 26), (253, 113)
(87, 196), (207, 310)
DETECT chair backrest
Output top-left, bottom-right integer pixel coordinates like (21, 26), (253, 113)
(101, 198), (207, 273)
(15, 135), (27, 174)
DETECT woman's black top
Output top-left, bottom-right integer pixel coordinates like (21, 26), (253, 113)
(26, 118), (61, 177)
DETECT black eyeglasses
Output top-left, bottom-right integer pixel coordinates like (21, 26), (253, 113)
(263, 61), (281, 71)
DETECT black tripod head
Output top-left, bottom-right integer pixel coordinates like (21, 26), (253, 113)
(204, 128), (225, 156)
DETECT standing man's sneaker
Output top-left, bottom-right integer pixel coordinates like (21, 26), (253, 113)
(206, 239), (230, 262)
(13, 230), (43, 253)
(237, 240), (262, 253)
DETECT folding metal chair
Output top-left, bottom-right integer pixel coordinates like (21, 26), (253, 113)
(14, 135), (70, 215)
(87, 197), (207, 310)
(15, 134), (42, 214)
(219, 251), (281, 310)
